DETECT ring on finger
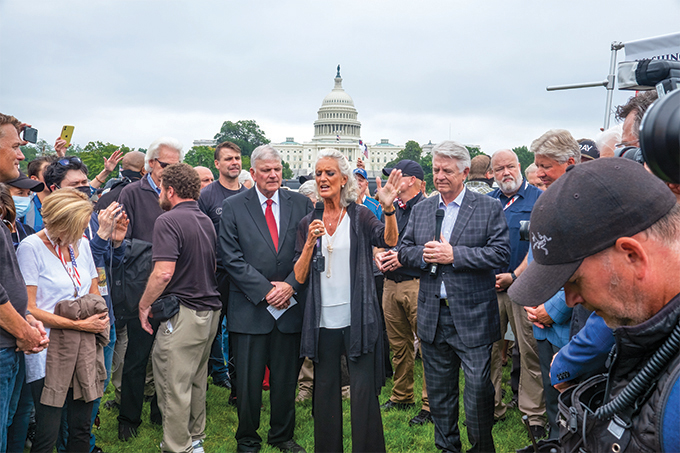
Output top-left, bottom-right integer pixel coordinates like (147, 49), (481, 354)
(314, 229), (320, 235)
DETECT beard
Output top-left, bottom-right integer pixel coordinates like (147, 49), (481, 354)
(497, 175), (522, 194)
(159, 194), (172, 211)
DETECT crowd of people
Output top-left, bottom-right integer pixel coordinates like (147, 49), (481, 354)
(0, 87), (679, 453)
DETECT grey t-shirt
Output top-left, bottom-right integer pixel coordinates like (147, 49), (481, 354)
(152, 201), (221, 312)
(0, 222), (28, 348)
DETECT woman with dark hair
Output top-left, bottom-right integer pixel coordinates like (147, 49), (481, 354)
(294, 149), (402, 452)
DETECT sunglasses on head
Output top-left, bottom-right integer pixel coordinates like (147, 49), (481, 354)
(57, 156), (82, 167)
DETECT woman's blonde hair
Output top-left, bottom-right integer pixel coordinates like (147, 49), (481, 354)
(42, 189), (92, 246)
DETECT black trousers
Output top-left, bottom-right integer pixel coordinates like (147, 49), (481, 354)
(314, 327), (386, 453)
(232, 326), (302, 451)
(117, 316), (160, 429)
(374, 275), (393, 379)
(29, 379), (93, 453)
(536, 339), (560, 439)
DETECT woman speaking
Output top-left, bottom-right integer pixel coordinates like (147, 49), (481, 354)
(294, 148), (402, 452)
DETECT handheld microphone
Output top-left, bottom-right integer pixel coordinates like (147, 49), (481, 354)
(313, 201), (325, 272)
(429, 209), (445, 276)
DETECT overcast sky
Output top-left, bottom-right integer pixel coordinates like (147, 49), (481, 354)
(1, 0), (678, 156)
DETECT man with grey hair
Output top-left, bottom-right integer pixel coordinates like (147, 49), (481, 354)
(117, 137), (183, 440)
(399, 141), (510, 452)
(509, 129), (580, 439)
(524, 163), (546, 190)
(488, 149), (546, 438)
(220, 144), (313, 453)
(530, 129), (580, 188)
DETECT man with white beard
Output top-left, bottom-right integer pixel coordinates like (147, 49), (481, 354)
(488, 149), (547, 438)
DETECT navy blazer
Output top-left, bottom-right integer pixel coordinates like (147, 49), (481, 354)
(399, 189), (510, 348)
(219, 187), (313, 335)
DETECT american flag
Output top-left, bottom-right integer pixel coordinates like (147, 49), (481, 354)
(359, 140), (368, 158)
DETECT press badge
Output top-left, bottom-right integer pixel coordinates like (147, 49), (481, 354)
(97, 267), (109, 296)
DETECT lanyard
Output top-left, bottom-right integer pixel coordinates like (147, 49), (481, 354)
(45, 229), (81, 297)
(503, 181), (527, 211)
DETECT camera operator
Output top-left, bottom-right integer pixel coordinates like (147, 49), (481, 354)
(509, 158), (680, 453)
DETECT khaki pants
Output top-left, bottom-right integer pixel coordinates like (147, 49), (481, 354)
(111, 323), (127, 404)
(383, 278), (428, 409)
(490, 291), (546, 425)
(153, 304), (219, 453)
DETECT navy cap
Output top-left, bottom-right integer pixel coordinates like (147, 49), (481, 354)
(353, 168), (368, 180)
(383, 160), (424, 180)
(508, 158), (676, 307)
(579, 139), (600, 161)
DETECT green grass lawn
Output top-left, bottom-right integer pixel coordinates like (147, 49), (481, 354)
(93, 358), (534, 452)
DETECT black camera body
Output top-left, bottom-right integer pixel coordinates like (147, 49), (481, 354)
(640, 89), (680, 184)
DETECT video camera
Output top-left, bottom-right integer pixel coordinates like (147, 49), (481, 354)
(615, 60), (680, 183)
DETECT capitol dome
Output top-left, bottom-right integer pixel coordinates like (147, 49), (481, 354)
(313, 66), (361, 142)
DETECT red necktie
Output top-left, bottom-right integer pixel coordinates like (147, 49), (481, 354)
(265, 199), (278, 252)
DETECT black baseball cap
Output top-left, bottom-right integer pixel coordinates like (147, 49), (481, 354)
(508, 158), (676, 307)
(383, 159), (424, 180)
(298, 173), (314, 184)
(6, 172), (44, 193)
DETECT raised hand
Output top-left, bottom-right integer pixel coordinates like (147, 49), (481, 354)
(104, 149), (124, 173)
(375, 169), (403, 208)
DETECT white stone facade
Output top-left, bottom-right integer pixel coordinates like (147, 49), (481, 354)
(275, 67), (403, 177)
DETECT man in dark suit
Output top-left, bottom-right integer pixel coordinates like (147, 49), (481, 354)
(219, 145), (313, 453)
(399, 141), (510, 453)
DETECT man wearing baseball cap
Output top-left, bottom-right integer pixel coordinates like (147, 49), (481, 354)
(509, 158), (680, 452)
(375, 160), (431, 426)
(353, 167), (382, 219)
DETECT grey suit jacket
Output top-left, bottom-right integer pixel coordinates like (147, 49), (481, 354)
(219, 187), (313, 334)
(399, 189), (510, 348)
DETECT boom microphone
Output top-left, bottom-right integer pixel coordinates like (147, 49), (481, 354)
(429, 209), (445, 276)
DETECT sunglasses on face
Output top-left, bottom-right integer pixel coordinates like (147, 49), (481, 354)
(156, 160), (171, 168)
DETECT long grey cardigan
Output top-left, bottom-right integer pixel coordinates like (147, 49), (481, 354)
(295, 202), (388, 394)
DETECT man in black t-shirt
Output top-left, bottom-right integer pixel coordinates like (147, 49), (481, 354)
(198, 141), (246, 392)
(138, 163), (221, 453)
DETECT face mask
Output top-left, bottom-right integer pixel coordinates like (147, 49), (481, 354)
(76, 186), (92, 197)
(12, 196), (31, 218)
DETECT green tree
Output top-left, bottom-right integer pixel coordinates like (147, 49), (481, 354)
(214, 120), (270, 157)
(282, 161), (293, 180)
(79, 142), (133, 183)
(512, 146), (533, 173)
(386, 140), (423, 168)
(466, 146), (484, 159)
(420, 153), (433, 193)
(184, 146), (217, 177)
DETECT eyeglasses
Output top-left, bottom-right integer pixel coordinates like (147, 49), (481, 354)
(156, 160), (171, 168)
(57, 156), (82, 167)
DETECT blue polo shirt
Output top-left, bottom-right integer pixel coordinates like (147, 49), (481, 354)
(489, 180), (543, 272)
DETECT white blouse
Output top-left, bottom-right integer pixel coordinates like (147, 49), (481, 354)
(319, 213), (352, 329)
(16, 235), (97, 383)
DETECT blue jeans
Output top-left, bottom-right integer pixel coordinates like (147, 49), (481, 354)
(7, 352), (32, 453)
(209, 314), (229, 382)
(88, 324), (116, 450)
(0, 347), (21, 453)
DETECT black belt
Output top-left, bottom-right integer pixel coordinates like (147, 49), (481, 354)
(385, 274), (419, 283)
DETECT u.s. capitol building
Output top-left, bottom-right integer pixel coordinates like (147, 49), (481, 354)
(274, 66), (404, 178)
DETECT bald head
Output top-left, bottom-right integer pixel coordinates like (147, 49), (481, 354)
(194, 166), (214, 189)
(491, 149), (523, 195)
(122, 151), (146, 172)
